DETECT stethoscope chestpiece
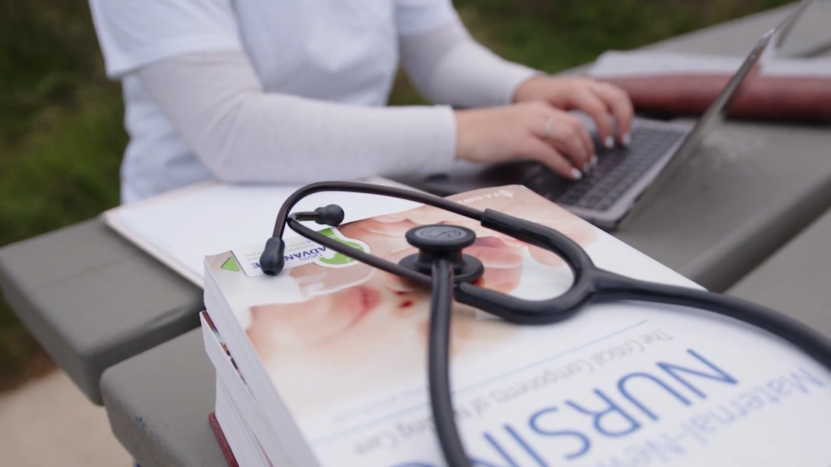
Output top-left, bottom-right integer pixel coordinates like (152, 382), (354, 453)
(398, 224), (484, 284)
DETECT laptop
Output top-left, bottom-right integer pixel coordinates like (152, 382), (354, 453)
(422, 0), (813, 231)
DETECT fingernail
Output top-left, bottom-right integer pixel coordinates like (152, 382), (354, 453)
(622, 132), (632, 147)
(591, 154), (599, 167)
(604, 135), (614, 149)
(570, 168), (583, 180)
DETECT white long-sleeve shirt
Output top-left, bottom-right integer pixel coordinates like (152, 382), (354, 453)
(89, 0), (538, 203)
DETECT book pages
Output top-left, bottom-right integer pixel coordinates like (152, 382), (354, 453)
(102, 178), (420, 287)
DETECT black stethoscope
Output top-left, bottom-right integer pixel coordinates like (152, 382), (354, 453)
(260, 181), (831, 467)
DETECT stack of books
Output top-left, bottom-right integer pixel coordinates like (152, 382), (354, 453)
(201, 186), (831, 466)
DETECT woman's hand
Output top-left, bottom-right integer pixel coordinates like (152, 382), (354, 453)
(514, 76), (634, 149)
(454, 102), (597, 180)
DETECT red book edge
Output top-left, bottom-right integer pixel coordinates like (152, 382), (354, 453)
(209, 412), (240, 467)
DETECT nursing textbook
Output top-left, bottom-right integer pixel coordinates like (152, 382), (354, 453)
(202, 186), (831, 467)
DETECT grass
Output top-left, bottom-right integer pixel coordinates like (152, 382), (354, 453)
(0, 0), (127, 391)
(0, 0), (791, 392)
(0, 88), (127, 393)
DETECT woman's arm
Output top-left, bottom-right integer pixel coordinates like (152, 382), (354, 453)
(137, 50), (457, 183)
(139, 48), (616, 184)
(399, 14), (539, 108)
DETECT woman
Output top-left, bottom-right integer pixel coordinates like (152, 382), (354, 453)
(89, 0), (633, 203)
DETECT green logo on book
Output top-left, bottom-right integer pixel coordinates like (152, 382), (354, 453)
(314, 228), (370, 268)
(221, 256), (240, 272)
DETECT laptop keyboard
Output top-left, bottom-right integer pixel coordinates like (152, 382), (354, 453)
(523, 127), (687, 212)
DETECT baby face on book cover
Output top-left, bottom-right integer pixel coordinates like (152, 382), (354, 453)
(245, 187), (597, 417)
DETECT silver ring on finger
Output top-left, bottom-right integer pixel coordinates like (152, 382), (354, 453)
(543, 117), (557, 139)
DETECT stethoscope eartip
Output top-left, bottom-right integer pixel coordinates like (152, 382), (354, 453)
(259, 236), (286, 275)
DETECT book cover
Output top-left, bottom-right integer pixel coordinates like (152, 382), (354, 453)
(205, 186), (831, 466)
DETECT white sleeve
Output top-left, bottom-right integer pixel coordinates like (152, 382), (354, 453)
(88, 0), (243, 78)
(136, 51), (457, 184)
(398, 8), (541, 108)
(394, 0), (457, 35)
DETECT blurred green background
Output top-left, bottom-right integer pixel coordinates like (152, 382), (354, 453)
(0, 0), (791, 392)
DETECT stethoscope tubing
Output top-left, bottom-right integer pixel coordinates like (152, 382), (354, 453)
(290, 206), (831, 368)
(274, 182), (831, 467)
(272, 182), (483, 239)
(427, 259), (469, 467)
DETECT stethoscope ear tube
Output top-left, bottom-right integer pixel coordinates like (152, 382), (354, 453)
(286, 216), (432, 285)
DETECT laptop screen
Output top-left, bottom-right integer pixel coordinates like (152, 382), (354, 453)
(621, 0), (814, 227)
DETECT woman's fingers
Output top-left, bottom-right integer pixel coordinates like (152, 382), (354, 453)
(592, 82), (634, 143)
(512, 76), (635, 148)
(453, 101), (601, 179)
(541, 113), (595, 172)
(570, 85), (615, 149)
(523, 137), (582, 181)
(566, 113), (596, 164)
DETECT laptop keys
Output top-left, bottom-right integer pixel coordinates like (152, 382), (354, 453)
(523, 127), (686, 211)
